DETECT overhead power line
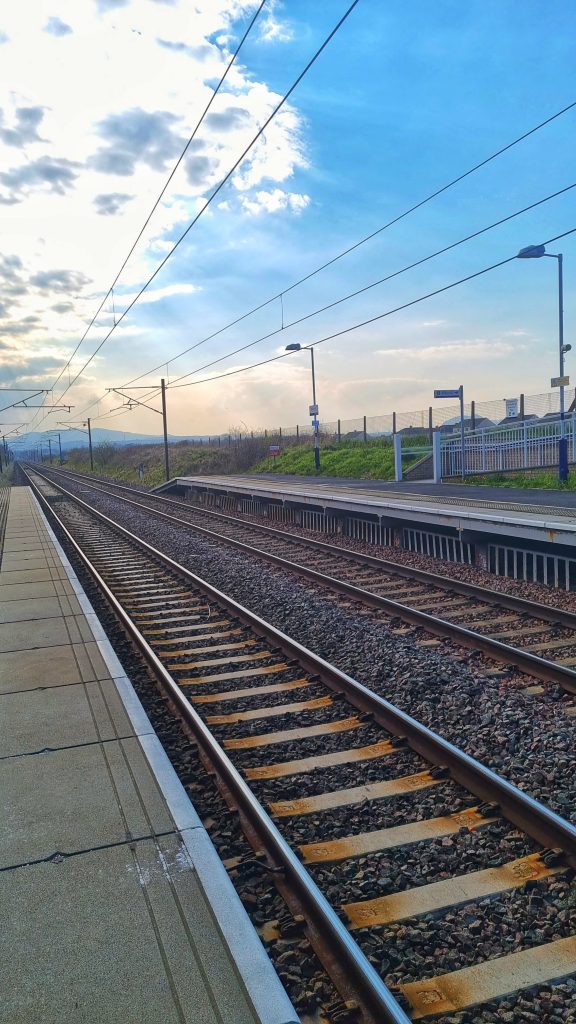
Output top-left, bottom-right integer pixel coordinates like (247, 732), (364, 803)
(25, 0), (268, 439)
(43, 0), (268, 404)
(42, 0), (361, 417)
(164, 182), (576, 387)
(164, 226), (576, 390)
(77, 179), (576, 424)
(121, 97), (576, 388)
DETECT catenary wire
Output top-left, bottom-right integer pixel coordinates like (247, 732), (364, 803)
(120, 97), (576, 388)
(41, 0), (269, 408)
(42, 0), (361, 418)
(51, 182), (576, 427)
(164, 226), (576, 391)
(163, 182), (576, 387)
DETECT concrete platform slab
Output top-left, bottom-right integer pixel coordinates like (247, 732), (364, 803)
(0, 678), (135, 757)
(0, 594), (65, 622)
(0, 565), (68, 584)
(0, 613), (94, 652)
(0, 736), (174, 866)
(0, 835), (262, 1024)
(0, 640), (111, 692)
(2, 551), (52, 565)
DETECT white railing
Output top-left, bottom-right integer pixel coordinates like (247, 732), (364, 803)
(440, 414), (576, 477)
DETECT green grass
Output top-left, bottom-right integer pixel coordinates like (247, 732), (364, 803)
(251, 439), (415, 479)
(57, 436), (427, 484)
(63, 442), (241, 486)
(462, 469), (576, 490)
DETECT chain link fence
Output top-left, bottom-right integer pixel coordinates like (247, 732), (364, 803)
(190, 387), (576, 450)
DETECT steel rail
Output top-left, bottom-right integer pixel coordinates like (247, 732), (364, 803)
(37, 466), (576, 694)
(45, 466), (576, 628)
(24, 467), (410, 1024)
(25, 467), (576, 866)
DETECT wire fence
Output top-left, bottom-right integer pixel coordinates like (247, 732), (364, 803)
(188, 387), (576, 449)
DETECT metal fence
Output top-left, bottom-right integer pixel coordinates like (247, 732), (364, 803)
(202, 387), (576, 447)
(440, 413), (576, 476)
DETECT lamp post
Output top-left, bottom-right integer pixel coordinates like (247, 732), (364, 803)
(517, 244), (571, 481)
(285, 343), (321, 470)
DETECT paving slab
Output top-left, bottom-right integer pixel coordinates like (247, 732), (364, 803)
(0, 613), (95, 652)
(0, 555), (53, 571)
(0, 736), (174, 866)
(0, 594), (70, 623)
(0, 640), (111, 691)
(0, 678), (135, 757)
(0, 835), (263, 1024)
(0, 565), (68, 584)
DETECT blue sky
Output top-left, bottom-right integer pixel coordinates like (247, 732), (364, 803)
(1, 0), (575, 440)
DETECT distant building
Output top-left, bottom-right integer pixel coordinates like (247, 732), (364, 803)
(438, 416), (495, 434)
(498, 413), (539, 426)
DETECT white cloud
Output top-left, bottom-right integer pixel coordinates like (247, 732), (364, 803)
(0, 0), (311, 408)
(377, 339), (526, 361)
(240, 188), (310, 215)
(113, 282), (199, 305)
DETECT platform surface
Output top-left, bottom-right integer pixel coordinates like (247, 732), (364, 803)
(166, 474), (576, 545)
(0, 486), (297, 1024)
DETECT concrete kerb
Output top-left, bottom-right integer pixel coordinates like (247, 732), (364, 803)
(28, 488), (299, 1024)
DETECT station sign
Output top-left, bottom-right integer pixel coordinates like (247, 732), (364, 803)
(505, 398), (518, 418)
(551, 376), (570, 387)
(269, 444), (281, 457)
(309, 404), (319, 416)
(434, 389), (460, 399)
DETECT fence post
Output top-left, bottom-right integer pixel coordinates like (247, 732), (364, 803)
(296, 425), (299, 439)
(394, 433), (403, 481)
(432, 431), (441, 482)
(523, 420), (528, 468)
(264, 429), (267, 438)
(392, 411), (397, 435)
(337, 419), (341, 442)
(279, 427), (282, 439)
(519, 393), (525, 421)
(428, 406), (433, 444)
(471, 400), (476, 431)
(363, 415), (367, 443)
(218, 436), (221, 447)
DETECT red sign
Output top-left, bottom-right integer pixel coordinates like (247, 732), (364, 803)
(269, 445), (281, 457)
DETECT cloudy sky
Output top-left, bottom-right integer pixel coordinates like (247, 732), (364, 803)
(1, 0), (575, 441)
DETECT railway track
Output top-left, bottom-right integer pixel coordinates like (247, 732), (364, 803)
(36, 466), (576, 695)
(23, 466), (576, 1024)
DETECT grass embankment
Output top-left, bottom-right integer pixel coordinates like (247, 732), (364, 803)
(462, 469), (576, 490)
(64, 441), (241, 486)
(251, 439), (408, 479)
(62, 437), (425, 484)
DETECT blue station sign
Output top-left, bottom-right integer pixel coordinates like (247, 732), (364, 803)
(434, 389), (461, 399)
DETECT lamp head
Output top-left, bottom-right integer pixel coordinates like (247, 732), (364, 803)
(517, 244), (546, 259)
(285, 343), (302, 352)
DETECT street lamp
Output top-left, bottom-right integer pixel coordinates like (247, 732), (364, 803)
(517, 244), (571, 482)
(285, 343), (321, 470)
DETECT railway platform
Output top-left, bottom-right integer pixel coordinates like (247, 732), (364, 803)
(158, 474), (576, 588)
(157, 473), (576, 541)
(0, 485), (297, 1024)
